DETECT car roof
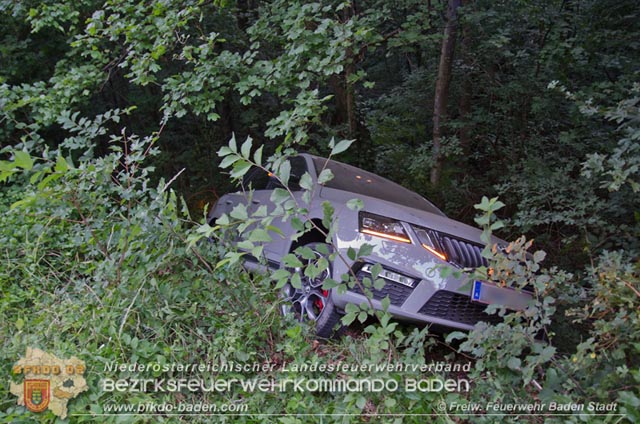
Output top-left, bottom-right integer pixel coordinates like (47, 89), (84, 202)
(299, 153), (445, 216)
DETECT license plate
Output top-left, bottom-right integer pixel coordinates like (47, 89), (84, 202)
(471, 281), (531, 311)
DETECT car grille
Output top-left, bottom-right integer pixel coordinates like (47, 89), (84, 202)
(350, 270), (413, 306)
(439, 235), (488, 269)
(418, 290), (502, 325)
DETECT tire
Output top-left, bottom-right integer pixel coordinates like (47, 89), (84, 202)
(279, 242), (343, 338)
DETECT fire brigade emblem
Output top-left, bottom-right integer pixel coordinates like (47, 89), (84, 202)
(24, 380), (50, 413)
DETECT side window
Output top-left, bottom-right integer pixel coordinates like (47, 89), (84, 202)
(288, 156), (308, 191)
(241, 156), (309, 191)
(242, 167), (270, 190)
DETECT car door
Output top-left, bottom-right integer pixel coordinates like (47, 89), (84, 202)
(207, 166), (270, 226)
(208, 157), (309, 261)
(256, 156), (309, 258)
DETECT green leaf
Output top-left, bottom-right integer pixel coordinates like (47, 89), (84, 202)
(230, 160), (251, 179)
(216, 214), (230, 226)
(254, 205), (268, 217)
(240, 137), (253, 159)
(296, 246), (316, 260)
(347, 198), (363, 211)
(37, 172), (62, 190)
(230, 204), (248, 220)
(270, 188), (290, 204)
(278, 160), (291, 187)
(274, 280), (288, 290)
(251, 245), (263, 259)
(329, 138), (355, 156)
(539, 346), (556, 362)
(492, 200), (506, 211)
(0, 161), (15, 172)
(229, 134), (238, 153)
(151, 44), (166, 60)
(358, 243), (373, 258)
(30, 171), (42, 184)
(317, 169), (334, 184)
(55, 155), (69, 172)
(299, 172), (313, 190)
(370, 263), (382, 279)
(533, 250), (546, 263)
(291, 217), (304, 231)
(361, 277), (371, 288)
(218, 146), (234, 157)
(248, 228), (272, 243)
(345, 303), (359, 314)
(253, 145), (263, 165)
(14, 151), (33, 170)
(445, 331), (468, 343)
(381, 296), (390, 311)
(322, 201), (334, 230)
(475, 215), (490, 226)
(11, 196), (36, 210)
(219, 155), (238, 169)
(282, 254), (303, 268)
(290, 273), (302, 289)
(490, 221), (505, 230)
(272, 269), (291, 281)
(315, 244), (330, 255)
(215, 258), (231, 269)
(322, 278), (339, 289)
(265, 225), (284, 238)
(342, 312), (357, 326)
(507, 357), (521, 370)
(237, 240), (254, 251)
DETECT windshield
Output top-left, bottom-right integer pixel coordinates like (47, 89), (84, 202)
(312, 157), (445, 216)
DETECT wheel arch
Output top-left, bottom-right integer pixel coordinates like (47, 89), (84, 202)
(288, 219), (330, 253)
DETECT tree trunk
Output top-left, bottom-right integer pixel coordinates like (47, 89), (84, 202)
(431, 0), (461, 186)
(458, 0), (472, 155)
(345, 56), (357, 139)
(459, 74), (472, 154)
(329, 3), (358, 139)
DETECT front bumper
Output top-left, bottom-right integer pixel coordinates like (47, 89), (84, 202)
(331, 257), (533, 332)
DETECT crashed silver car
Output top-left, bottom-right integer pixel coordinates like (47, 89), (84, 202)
(209, 153), (532, 337)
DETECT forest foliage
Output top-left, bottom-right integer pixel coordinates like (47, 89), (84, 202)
(1, 0), (639, 422)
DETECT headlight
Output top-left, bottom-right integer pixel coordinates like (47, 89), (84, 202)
(412, 225), (447, 261)
(359, 212), (411, 243)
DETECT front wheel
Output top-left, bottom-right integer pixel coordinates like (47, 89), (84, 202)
(279, 243), (343, 338)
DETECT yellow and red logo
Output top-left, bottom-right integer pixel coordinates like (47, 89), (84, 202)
(10, 348), (87, 419)
(24, 380), (50, 413)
